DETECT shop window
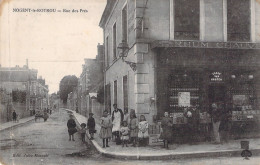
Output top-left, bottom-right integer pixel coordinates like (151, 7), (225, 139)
(123, 75), (128, 109)
(113, 22), (117, 60)
(122, 5), (128, 42)
(227, 0), (250, 41)
(168, 72), (201, 113)
(114, 80), (117, 105)
(227, 74), (257, 111)
(174, 0), (200, 40)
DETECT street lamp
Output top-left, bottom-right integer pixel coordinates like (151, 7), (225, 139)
(117, 40), (129, 62)
(117, 40), (137, 72)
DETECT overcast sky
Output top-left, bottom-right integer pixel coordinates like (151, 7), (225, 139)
(0, 0), (106, 93)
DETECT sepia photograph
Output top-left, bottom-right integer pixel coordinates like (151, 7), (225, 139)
(0, 0), (260, 164)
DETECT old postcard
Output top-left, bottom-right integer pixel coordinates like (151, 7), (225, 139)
(1, 0), (260, 164)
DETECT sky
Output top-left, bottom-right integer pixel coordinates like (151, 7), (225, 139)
(0, 0), (106, 93)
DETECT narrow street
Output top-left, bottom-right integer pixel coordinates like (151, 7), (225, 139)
(0, 109), (259, 165)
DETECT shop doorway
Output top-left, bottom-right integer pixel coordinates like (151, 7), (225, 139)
(208, 85), (226, 106)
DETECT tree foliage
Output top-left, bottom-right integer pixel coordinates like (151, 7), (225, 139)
(59, 75), (78, 103)
(97, 85), (104, 104)
(12, 90), (26, 103)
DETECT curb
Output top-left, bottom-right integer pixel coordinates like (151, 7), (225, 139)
(0, 118), (35, 132)
(66, 109), (260, 160)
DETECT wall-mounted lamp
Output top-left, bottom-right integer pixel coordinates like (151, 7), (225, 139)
(231, 75), (236, 79)
(248, 75), (254, 79)
(117, 40), (137, 72)
(117, 40), (129, 62)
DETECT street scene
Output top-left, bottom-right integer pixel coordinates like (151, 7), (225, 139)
(1, 0), (260, 164)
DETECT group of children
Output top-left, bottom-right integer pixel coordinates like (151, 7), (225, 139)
(99, 109), (149, 148)
(67, 109), (150, 148)
(67, 113), (96, 143)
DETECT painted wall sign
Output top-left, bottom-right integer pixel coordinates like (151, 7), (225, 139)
(151, 40), (260, 49)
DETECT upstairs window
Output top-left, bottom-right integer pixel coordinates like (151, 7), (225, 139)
(106, 36), (109, 67)
(113, 23), (117, 60)
(174, 0), (200, 40)
(227, 0), (250, 41)
(122, 5), (128, 42)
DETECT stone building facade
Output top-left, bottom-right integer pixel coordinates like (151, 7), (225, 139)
(100, 0), (260, 123)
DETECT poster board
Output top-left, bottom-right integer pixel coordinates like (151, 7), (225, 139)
(178, 92), (190, 107)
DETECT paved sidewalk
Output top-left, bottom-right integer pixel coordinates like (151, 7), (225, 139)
(0, 116), (35, 131)
(64, 108), (260, 160)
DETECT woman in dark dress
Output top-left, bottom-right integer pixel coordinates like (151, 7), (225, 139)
(67, 114), (77, 141)
(87, 113), (96, 140)
(161, 112), (173, 149)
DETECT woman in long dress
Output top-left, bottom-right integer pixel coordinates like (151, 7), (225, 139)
(99, 111), (112, 148)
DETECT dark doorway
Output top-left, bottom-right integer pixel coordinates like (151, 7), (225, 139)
(208, 85), (226, 105)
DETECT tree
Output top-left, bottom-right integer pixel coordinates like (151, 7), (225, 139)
(59, 75), (78, 104)
(97, 85), (104, 104)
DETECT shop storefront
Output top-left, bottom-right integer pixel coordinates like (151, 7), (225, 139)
(153, 41), (260, 141)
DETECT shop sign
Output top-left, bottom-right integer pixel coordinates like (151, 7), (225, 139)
(178, 92), (190, 107)
(210, 72), (223, 82)
(151, 40), (260, 49)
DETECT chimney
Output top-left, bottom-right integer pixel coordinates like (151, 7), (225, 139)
(26, 59), (29, 68)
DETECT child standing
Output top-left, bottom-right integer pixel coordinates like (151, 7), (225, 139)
(129, 109), (138, 147)
(160, 112), (173, 149)
(120, 121), (130, 147)
(138, 115), (149, 147)
(80, 123), (87, 143)
(99, 111), (112, 148)
(67, 115), (77, 141)
(87, 113), (96, 140)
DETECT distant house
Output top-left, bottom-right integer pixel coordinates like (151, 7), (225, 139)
(0, 65), (49, 119)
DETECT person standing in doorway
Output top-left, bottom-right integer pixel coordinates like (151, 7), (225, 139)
(211, 103), (222, 144)
(111, 104), (124, 145)
(12, 110), (17, 123)
(123, 108), (130, 124)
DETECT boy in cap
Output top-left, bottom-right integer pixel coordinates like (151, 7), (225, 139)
(87, 113), (96, 140)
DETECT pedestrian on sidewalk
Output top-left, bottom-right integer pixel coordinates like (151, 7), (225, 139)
(220, 104), (232, 143)
(210, 103), (222, 144)
(79, 123), (87, 143)
(87, 113), (96, 140)
(12, 110), (17, 123)
(67, 114), (77, 141)
(100, 110), (112, 148)
(121, 121), (130, 147)
(138, 115), (149, 147)
(184, 106), (200, 144)
(129, 109), (138, 147)
(43, 111), (49, 122)
(112, 104), (124, 145)
(160, 112), (173, 149)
